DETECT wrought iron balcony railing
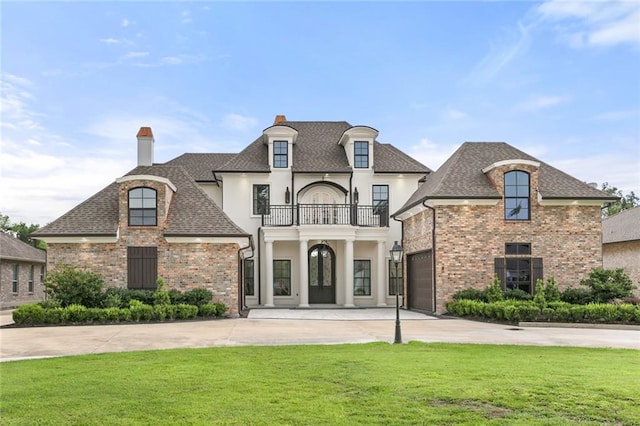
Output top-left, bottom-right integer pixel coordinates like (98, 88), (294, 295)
(261, 204), (389, 227)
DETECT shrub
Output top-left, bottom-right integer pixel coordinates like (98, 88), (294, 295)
(198, 302), (227, 318)
(561, 288), (594, 305)
(486, 275), (504, 302)
(452, 288), (487, 302)
(105, 288), (155, 307)
(541, 277), (561, 302)
(580, 268), (635, 303)
(102, 291), (122, 308)
(44, 264), (105, 308)
(13, 304), (45, 325)
(503, 289), (532, 301)
(39, 299), (61, 309)
(175, 304), (198, 319)
(153, 278), (171, 306)
(129, 300), (154, 322)
(168, 289), (184, 305)
(43, 307), (66, 324)
(533, 279), (547, 307)
(215, 302), (228, 316)
(183, 288), (213, 307)
(65, 304), (89, 323)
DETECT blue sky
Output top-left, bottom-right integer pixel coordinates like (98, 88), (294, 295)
(1, 1), (639, 225)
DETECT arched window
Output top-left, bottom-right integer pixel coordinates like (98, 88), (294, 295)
(129, 187), (157, 226)
(504, 171), (529, 220)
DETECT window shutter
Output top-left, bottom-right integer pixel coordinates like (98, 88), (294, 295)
(532, 257), (544, 293)
(494, 258), (506, 290)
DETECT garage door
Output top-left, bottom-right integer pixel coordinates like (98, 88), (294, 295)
(407, 250), (433, 312)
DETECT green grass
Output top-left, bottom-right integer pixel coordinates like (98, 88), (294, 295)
(1, 343), (638, 425)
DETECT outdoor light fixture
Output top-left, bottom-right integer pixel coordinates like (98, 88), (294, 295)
(285, 187), (291, 204)
(353, 187), (359, 204)
(390, 240), (404, 344)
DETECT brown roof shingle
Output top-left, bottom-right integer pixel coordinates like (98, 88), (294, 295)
(395, 142), (617, 216)
(602, 206), (640, 244)
(0, 232), (46, 263)
(165, 153), (236, 181)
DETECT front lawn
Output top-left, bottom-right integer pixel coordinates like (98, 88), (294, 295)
(1, 343), (638, 425)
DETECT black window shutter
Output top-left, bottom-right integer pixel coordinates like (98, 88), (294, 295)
(532, 258), (544, 293)
(494, 258), (506, 290)
(127, 247), (158, 290)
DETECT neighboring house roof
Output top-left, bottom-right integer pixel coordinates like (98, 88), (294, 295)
(602, 206), (640, 244)
(215, 121), (431, 174)
(395, 142), (617, 215)
(0, 232), (46, 263)
(165, 153), (236, 182)
(33, 165), (249, 238)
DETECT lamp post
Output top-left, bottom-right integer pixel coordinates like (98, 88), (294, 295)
(390, 241), (404, 344)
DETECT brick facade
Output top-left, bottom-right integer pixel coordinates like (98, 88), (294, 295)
(403, 164), (604, 313)
(0, 260), (46, 309)
(44, 177), (241, 313)
(603, 241), (640, 296)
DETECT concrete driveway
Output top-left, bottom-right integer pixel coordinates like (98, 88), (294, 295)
(1, 308), (638, 362)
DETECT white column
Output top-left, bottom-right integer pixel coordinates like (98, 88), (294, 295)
(264, 240), (274, 307)
(376, 240), (387, 306)
(344, 239), (355, 307)
(298, 239), (309, 307)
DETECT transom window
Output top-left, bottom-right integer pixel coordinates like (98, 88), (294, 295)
(253, 184), (270, 215)
(273, 141), (288, 168)
(273, 260), (291, 296)
(129, 187), (157, 226)
(504, 171), (530, 220)
(354, 141), (369, 168)
(505, 243), (531, 255)
(354, 260), (371, 296)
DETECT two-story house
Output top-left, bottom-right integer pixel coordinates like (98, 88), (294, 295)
(392, 142), (618, 313)
(33, 116), (431, 313)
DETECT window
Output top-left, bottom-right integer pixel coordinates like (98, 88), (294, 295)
(354, 141), (369, 168)
(40, 265), (45, 283)
(244, 259), (255, 296)
(373, 185), (389, 226)
(495, 246), (542, 294)
(273, 260), (291, 296)
(273, 141), (288, 168)
(389, 259), (404, 296)
(12, 264), (18, 293)
(129, 187), (157, 226)
(28, 265), (34, 293)
(127, 247), (158, 289)
(504, 171), (530, 220)
(253, 184), (270, 215)
(354, 260), (371, 296)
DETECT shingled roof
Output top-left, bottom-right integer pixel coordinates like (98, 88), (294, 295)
(602, 206), (640, 244)
(214, 121), (430, 174)
(395, 142), (617, 216)
(33, 165), (248, 238)
(0, 232), (46, 263)
(165, 153), (236, 181)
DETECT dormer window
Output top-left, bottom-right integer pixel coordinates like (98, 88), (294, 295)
(354, 141), (369, 168)
(273, 141), (288, 168)
(504, 171), (530, 220)
(129, 187), (157, 226)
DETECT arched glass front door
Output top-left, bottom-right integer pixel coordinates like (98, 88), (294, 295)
(308, 243), (335, 304)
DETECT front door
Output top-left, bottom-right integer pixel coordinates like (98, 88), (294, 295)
(308, 243), (335, 304)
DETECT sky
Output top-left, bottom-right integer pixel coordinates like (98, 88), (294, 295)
(1, 1), (639, 226)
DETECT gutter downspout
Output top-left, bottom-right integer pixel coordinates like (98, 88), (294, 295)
(238, 235), (255, 313)
(257, 227), (262, 305)
(421, 200), (437, 313)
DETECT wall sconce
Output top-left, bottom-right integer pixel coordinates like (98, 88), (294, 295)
(353, 187), (359, 204)
(285, 186), (291, 204)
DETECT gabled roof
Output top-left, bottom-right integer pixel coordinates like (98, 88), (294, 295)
(214, 121), (431, 174)
(33, 165), (249, 238)
(603, 206), (640, 244)
(395, 142), (617, 216)
(165, 153), (236, 181)
(0, 232), (46, 263)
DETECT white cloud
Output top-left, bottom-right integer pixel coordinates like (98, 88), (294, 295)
(161, 56), (182, 65)
(444, 108), (468, 120)
(124, 51), (149, 59)
(537, 1), (640, 48)
(181, 11), (192, 24)
(593, 110), (640, 121)
(121, 18), (133, 27)
(408, 138), (461, 171)
(516, 95), (570, 111)
(99, 37), (128, 45)
(221, 114), (258, 132)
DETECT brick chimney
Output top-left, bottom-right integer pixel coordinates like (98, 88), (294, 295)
(137, 126), (154, 166)
(274, 115), (287, 125)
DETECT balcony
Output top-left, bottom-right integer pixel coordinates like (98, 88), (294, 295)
(261, 204), (389, 227)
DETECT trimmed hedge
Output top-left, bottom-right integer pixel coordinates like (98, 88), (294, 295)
(446, 299), (640, 324)
(12, 301), (227, 326)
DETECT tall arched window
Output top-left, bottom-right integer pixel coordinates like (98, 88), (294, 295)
(129, 187), (157, 226)
(504, 171), (529, 220)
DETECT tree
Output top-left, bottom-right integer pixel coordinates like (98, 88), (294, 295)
(0, 212), (46, 249)
(601, 183), (639, 217)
